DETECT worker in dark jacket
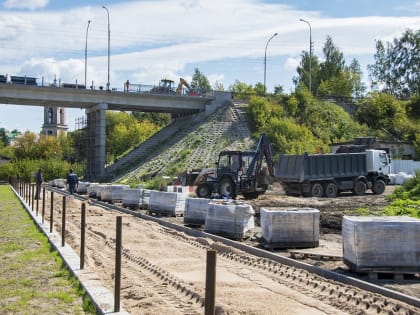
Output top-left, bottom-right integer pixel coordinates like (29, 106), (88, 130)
(35, 168), (43, 199)
(66, 169), (78, 195)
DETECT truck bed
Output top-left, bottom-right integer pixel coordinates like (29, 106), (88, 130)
(275, 152), (368, 183)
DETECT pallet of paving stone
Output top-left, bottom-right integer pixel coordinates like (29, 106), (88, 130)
(342, 216), (420, 273)
(204, 202), (255, 239)
(260, 207), (320, 249)
(183, 197), (213, 226)
(148, 190), (187, 217)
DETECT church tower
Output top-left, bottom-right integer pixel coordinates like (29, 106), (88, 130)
(41, 106), (68, 136)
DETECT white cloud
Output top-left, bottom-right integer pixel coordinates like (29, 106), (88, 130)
(284, 57), (299, 71)
(0, 0), (419, 90)
(3, 0), (49, 10)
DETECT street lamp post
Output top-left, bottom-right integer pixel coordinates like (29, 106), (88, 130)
(84, 20), (91, 89)
(264, 32), (277, 95)
(103, 5), (110, 91)
(300, 18), (312, 93)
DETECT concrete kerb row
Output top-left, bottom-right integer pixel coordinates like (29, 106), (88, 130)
(9, 185), (130, 315)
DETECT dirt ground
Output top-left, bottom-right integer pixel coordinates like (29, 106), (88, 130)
(27, 183), (420, 315)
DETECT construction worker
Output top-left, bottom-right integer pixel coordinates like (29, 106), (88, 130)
(35, 168), (43, 199)
(66, 169), (78, 195)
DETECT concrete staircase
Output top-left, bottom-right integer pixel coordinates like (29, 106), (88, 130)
(111, 101), (254, 184)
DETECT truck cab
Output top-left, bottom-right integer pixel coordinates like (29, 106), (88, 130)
(366, 149), (391, 176)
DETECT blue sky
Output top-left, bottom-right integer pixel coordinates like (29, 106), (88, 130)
(0, 0), (419, 133)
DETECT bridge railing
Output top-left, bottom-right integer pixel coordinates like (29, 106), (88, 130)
(0, 74), (215, 98)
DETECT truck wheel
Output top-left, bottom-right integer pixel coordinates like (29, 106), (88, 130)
(353, 180), (366, 196)
(311, 183), (324, 198)
(219, 178), (236, 198)
(324, 183), (338, 198)
(372, 180), (386, 195)
(196, 184), (211, 198)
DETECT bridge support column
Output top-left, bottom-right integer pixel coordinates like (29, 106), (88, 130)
(86, 103), (107, 181)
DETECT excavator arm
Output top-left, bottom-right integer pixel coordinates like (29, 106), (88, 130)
(176, 78), (192, 95)
(246, 134), (274, 178)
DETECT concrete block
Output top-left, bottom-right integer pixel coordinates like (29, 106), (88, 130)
(260, 208), (319, 248)
(204, 202), (255, 239)
(342, 216), (420, 271)
(183, 198), (212, 225)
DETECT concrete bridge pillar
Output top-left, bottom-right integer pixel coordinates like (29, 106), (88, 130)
(86, 103), (107, 181)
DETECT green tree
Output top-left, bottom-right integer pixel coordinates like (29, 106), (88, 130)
(320, 35), (345, 81)
(247, 96), (283, 131)
(0, 128), (8, 147)
(368, 29), (420, 98)
(262, 117), (321, 154)
(105, 111), (160, 163)
(229, 80), (256, 100)
(273, 85), (284, 95)
(12, 131), (37, 159)
(191, 68), (211, 90)
(132, 112), (171, 127)
(213, 81), (224, 91)
(294, 51), (320, 94)
(254, 82), (266, 96)
(356, 92), (412, 141)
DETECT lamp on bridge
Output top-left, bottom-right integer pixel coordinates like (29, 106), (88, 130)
(300, 18), (312, 93)
(103, 5), (110, 91)
(84, 20), (91, 89)
(264, 32), (277, 96)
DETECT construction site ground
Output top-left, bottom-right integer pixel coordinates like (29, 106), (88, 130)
(21, 183), (420, 315)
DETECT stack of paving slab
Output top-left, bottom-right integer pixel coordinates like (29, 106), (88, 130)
(87, 183), (99, 197)
(100, 184), (129, 202)
(183, 198), (213, 226)
(204, 202), (255, 239)
(141, 189), (151, 208)
(122, 188), (144, 208)
(148, 190), (188, 216)
(55, 178), (66, 188)
(76, 181), (90, 194)
(96, 184), (111, 200)
(260, 208), (320, 248)
(342, 216), (420, 272)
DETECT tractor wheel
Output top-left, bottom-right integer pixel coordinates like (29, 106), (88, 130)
(353, 180), (367, 196)
(372, 180), (386, 195)
(196, 184), (211, 198)
(311, 183), (324, 198)
(219, 178), (236, 198)
(324, 182), (338, 198)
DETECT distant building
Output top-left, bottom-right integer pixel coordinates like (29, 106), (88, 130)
(41, 106), (68, 136)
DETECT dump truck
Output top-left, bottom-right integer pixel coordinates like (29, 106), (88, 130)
(195, 134), (274, 199)
(276, 150), (391, 197)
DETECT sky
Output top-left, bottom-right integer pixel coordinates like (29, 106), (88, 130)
(0, 0), (419, 133)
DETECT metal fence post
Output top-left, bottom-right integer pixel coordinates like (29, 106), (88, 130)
(80, 203), (86, 269)
(114, 216), (122, 312)
(31, 183), (34, 210)
(50, 191), (54, 233)
(205, 250), (217, 315)
(61, 196), (66, 247)
(42, 187), (46, 224)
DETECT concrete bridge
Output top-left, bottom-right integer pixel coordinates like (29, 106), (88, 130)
(0, 84), (231, 180)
